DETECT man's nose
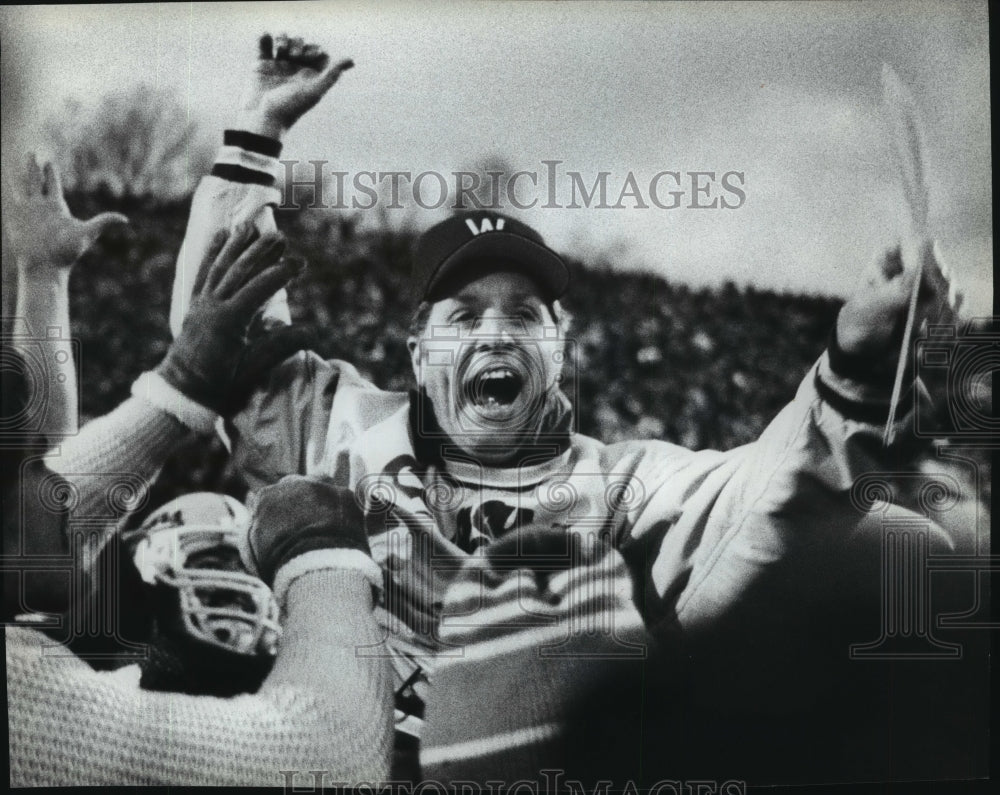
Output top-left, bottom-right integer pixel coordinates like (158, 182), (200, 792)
(472, 311), (522, 340)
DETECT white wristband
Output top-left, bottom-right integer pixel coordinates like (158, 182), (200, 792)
(215, 146), (283, 183)
(131, 371), (219, 435)
(272, 549), (383, 607)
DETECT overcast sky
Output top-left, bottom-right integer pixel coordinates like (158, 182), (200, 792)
(1, 1), (991, 313)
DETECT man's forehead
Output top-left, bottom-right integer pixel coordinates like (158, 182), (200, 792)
(436, 269), (547, 305)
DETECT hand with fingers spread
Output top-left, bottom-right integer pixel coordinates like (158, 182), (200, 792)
(156, 224), (305, 415)
(5, 154), (127, 438)
(836, 241), (964, 365)
(4, 153), (128, 275)
(236, 32), (354, 139)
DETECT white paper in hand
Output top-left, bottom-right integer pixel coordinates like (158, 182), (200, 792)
(880, 64), (931, 446)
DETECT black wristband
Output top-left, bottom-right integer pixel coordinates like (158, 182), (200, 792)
(814, 371), (889, 424)
(827, 321), (899, 388)
(210, 163), (275, 186)
(813, 368), (919, 427)
(224, 129), (283, 158)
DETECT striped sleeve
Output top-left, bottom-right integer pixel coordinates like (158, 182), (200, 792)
(421, 528), (649, 783)
(169, 131), (287, 338)
(210, 130), (284, 185)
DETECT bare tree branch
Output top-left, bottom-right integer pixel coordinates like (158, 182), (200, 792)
(44, 84), (213, 202)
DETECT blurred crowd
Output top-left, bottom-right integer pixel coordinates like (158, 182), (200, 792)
(21, 191), (986, 519)
(2, 188), (989, 783)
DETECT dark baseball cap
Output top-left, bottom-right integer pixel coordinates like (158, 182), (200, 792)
(412, 213), (569, 303)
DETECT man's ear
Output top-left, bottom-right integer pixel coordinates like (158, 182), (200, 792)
(407, 336), (421, 381)
(548, 340), (567, 389)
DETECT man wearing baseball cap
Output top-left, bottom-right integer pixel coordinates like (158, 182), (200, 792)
(413, 212), (570, 302)
(405, 211), (573, 470)
(77, 34), (962, 784)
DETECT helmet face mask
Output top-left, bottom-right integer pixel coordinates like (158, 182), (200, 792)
(131, 494), (281, 660)
(162, 562), (280, 656)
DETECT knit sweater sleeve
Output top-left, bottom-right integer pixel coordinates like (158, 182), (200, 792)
(43, 397), (192, 530)
(46, 132), (289, 528)
(8, 569), (393, 786)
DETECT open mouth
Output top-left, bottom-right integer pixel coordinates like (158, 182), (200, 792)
(458, 350), (539, 426)
(469, 366), (525, 409)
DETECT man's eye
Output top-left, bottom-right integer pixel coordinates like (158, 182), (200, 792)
(516, 307), (541, 321)
(450, 311), (475, 323)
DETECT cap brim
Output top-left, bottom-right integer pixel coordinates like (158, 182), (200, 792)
(425, 232), (569, 302)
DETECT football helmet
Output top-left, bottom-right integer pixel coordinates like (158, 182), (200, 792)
(130, 492), (281, 657)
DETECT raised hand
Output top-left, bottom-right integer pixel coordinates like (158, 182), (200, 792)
(836, 241), (963, 362)
(4, 153), (128, 274)
(236, 33), (354, 139)
(156, 224), (305, 415)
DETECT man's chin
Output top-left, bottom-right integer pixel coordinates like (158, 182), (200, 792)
(457, 392), (542, 432)
(447, 404), (543, 464)
(462, 398), (522, 425)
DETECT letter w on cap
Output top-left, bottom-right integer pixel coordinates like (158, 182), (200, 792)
(465, 217), (506, 235)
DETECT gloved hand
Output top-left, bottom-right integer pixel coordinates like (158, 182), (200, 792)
(245, 475), (371, 588)
(221, 322), (318, 415)
(156, 224), (304, 414)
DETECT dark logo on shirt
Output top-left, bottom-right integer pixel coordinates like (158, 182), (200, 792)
(456, 500), (534, 551)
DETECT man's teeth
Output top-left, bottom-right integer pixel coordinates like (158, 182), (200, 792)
(482, 368), (515, 380)
(472, 367), (521, 408)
